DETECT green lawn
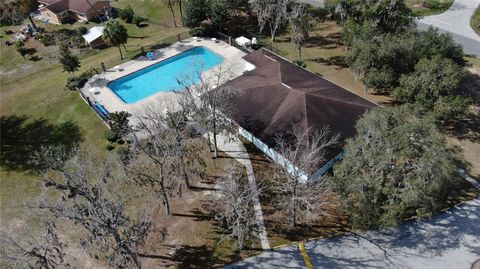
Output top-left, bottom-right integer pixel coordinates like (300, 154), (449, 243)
(471, 5), (480, 36)
(404, 0), (454, 16)
(0, 1), (187, 233)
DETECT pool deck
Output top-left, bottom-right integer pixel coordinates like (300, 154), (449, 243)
(80, 37), (252, 127)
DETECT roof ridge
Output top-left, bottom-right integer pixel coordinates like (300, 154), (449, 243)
(300, 88), (374, 109)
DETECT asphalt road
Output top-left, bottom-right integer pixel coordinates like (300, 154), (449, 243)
(224, 198), (480, 269)
(417, 0), (480, 56)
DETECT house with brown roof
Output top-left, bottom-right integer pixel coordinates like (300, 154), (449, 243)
(37, 0), (111, 25)
(225, 49), (377, 180)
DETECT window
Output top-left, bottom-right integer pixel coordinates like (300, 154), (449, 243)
(60, 12), (67, 18)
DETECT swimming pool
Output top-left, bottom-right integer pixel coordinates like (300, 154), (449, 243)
(108, 47), (224, 104)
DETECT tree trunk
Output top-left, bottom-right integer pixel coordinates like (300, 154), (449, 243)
(178, 0), (183, 20)
(28, 14), (38, 32)
(212, 115), (218, 158)
(122, 43), (128, 52)
(181, 158), (190, 189)
(118, 46), (124, 59)
(269, 23), (276, 43)
(160, 166), (171, 215)
(169, 3), (178, 27)
(297, 45), (302, 61)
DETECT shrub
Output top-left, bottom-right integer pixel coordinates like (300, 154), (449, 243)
(132, 14), (147, 26)
(106, 144), (115, 151)
(76, 26), (88, 35)
(65, 68), (99, 90)
(293, 59), (306, 68)
(189, 24), (216, 37)
(116, 147), (130, 163)
(119, 5), (135, 23)
(108, 111), (130, 140)
(104, 130), (118, 142)
(66, 77), (82, 90)
(36, 33), (55, 46)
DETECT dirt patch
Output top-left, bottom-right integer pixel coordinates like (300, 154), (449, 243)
(138, 142), (261, 268)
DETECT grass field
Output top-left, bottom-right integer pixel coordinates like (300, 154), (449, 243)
(0, 1), (184, 265)
(404, 0), (454, 16)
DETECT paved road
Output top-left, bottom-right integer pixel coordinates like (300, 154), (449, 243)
(417, 0), (480, 56)
(225, 198), (480, 269)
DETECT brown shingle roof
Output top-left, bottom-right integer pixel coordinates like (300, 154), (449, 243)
(43, 0), (69, 14)
(226, 49), (377, 165)
(43, 0), (109, 14)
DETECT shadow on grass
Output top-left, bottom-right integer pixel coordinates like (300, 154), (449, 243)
(0, 115), (82, 171)
(441, 72), (480, 143)
(311, 55), (348, 69)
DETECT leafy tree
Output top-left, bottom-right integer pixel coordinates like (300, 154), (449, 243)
(59, 43), (81, 77)
(331, 105), (463, 229)
(289, 3), (314, 61)
(103, 20), (128, 59)
(394, 55), (470, 119)
(182, 0), (209, 29)
(108, 111), (131, 140)
(337, 0), (415, 46)
(119, 5), (135, 23)
(346, 27), (465, 94)
(210, 0), (230, 31)
(14, 39), (26, 58)
(0, 0), (40, 30)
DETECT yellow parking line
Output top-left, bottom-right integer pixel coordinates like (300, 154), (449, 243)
(298, 242), (314, 269)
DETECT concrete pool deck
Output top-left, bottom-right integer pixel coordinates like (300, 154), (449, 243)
(80, 37), (252, 127)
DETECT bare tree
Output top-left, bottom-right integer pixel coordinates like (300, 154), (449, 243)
(251, 0), (290, 42)
(214, 166), (261, 250)
(127, 106), (184, 216)
(176, 63), (237, 158)
(36, 149), (152, 269)
(273, 127), (339, 227)
(164, 110), (206, 190)
(164, 0), (178, 27)
(289, 3), (314, 61)
(1, 221), (68, 269)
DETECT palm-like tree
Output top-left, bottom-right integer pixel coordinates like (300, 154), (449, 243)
(103, 20), (128, 59)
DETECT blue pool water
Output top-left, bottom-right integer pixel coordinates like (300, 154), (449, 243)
(108, 47), (224, 104)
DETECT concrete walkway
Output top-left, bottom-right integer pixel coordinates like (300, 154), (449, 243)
(226, 174), (480, 268)
(417, 0), (480, 56)
(210, 132), (271, 250)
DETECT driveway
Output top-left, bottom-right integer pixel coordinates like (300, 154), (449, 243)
(416, 0), (480, 56)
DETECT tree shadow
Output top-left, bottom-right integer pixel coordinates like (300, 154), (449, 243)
(168, 245), (221, 268)
(0, 115), (83, 171)
(30, 55), (42, 61)
(311, 55), (349, 69)
(441, 72), (480, 143)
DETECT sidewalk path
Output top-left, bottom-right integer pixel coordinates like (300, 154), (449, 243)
(417, 0), (480, 56)
(211, 132), (271, 250)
